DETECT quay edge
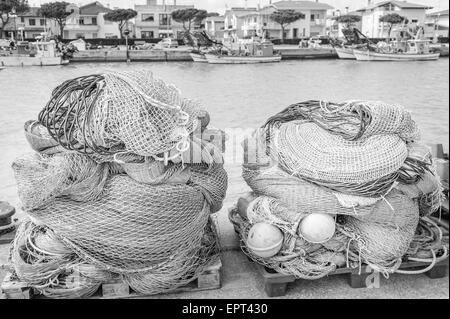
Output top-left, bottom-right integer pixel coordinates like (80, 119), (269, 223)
(69, 46), (339, 63)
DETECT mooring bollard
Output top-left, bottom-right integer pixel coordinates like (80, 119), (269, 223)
(0, 201), (17, 244)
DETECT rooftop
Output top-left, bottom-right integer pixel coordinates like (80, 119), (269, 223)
(269, 1), (334, 10)
(427, 9), (449, 17)
(357, 1), (433, 12)
(205, 16), (225, 22)
(79, 1), (112, 15)
(224, 7), (258, 18)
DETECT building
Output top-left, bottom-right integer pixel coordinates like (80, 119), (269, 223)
(356, 0), (433, 38)
(424, 9), (449, 38)
(237, 1), (333, 41)
(64, 2), (126, 39)
(0, 7), (57, 40)
(223, 7), (258, 39)
(134, 0), (194, 39)
(205, 15), (225, 39)
(326, 10), (363, 38)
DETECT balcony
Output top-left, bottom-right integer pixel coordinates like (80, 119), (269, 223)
(310, 19), (326, 26)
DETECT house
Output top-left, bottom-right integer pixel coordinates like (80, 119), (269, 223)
(356, 0), (433, 38)
(64, 2), (126, 39)
(424, 9), (449, 38)
(238, 1), (333, 40)
(223, 7), (258, 39)
(326, 10), (363, 38)
(134, 0), (195, 39)
(0, 7), (57, 40)
(205, 16), (225, 39)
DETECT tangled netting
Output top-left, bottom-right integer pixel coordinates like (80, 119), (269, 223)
(231, 100), (447, 279)
(9, 71), (227, 298)
(37, 70), (201, 162)
(262, 100), (428, 198)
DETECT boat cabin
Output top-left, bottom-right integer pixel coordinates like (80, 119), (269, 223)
(16, 40), (59, 58)
(406, 39), (431, 54)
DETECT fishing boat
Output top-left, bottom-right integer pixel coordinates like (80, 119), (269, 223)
(205, 39), (281, 64)
(353, 39), (440, 61)
(190, 52), (208, 62)
(353, 27), (440, 61)
(205, 53), (281, 64)
(335, 46), (356, 59)
(0, 40), (69, 67)
(333, 28), (374, 60)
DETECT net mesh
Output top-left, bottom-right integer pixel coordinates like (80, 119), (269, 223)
(232, 99), (445, 279)
(9, 70), (227, 298)
(38, 70), (201, 163)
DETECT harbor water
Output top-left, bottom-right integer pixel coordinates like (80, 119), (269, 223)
(0, 59), (448, 212)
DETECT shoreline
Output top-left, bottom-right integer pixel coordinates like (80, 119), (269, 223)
(69, 45), (339, 62)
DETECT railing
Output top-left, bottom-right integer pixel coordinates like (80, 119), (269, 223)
(310, 19), (326, 26)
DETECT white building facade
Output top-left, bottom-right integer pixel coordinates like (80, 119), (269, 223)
(134, 0), (195, 39)
(357, 0), (432, 38)
(64, 2), (125, 39)
(237, 1), (333, 40)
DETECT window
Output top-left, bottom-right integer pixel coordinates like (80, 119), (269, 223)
(92, 17), (97, 25)
(79, 18), (84, 25)
(411, 19), (418, 23)
(253, 17), (257, 23)
(76, 33), (84, 38)
(40, 19), (45, 26)
(29, 18), (36, 26)
(141, 31), (154, 39)
(142, 14), (155, 22)
(20, 17), (24, 23)
(293, 28), (298, 38)
(92, 33), (98, 38)
(310, 14), (315, 21)
(159, 14), (171, 26)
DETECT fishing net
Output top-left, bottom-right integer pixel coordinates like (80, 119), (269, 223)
(10, 220), (111, 299)
(341, 189), (420, 274)
(260, 100), (430, 198)
(229, 207), (347, 279)
(26, 174), (211, 273)
(263, 100), (420, 143)
(37, 70), (202, 163)
(9, 70), (227, 298)
(232, 99), (445, 279)
(12, 152), (110, 211)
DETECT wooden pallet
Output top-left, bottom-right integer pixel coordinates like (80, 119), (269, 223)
(1, 258), (222, 299)
(256, 258), (449, 297)
(0, 227), (16, 245)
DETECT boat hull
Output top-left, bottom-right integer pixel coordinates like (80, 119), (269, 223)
(353, 49), (440, 61)
(190, 53), (208, 63)
(0, 56), (67, 66)
(205, 54), (282, 64)
(335, 47), (355, 59)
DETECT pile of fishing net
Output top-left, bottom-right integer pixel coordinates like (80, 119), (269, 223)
(7, 70), (227, 298)
(230, 100), (448, 279)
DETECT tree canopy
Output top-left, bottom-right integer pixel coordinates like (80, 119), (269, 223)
(104, 8), (137, 38)
(39, 2), (71, 39)
(0, 0), (29, 38)
(270, 9), (305, 42)
(335, 14), (361, 28)
(379, 13), (408, 40)
(171, 8), (208, 31)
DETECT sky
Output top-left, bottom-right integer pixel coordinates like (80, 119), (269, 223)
(29, 0), (449, 14)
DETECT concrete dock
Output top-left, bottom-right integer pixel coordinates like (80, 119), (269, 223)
(70, 45), (338, 63)
(0, 196), (448, 299)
